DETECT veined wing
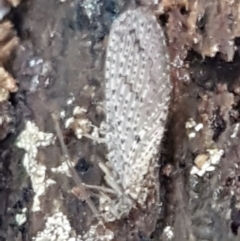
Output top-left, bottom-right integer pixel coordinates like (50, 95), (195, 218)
(105, 6), (171, 199)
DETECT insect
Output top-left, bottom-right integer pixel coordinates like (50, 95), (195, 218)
(100, 5), (172, 226)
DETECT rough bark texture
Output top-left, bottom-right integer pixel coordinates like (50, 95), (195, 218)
(1, 0), (240, 241)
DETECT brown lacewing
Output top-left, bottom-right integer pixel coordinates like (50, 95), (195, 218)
(101, 6), (172, 226)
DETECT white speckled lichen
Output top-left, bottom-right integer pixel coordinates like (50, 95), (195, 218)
(34, 211), (114, 241)
(185, 118), (203, 139)
(191, 148), (224, 177)
(34, 211), (77, 241)
(162, 226), (174, 240)
(16, 121), (55, 212)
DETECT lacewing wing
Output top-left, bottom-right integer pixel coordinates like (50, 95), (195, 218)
(103, 6), (172, 225)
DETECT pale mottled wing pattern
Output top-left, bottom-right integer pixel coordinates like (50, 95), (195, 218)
(105, 7), (171, 201)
